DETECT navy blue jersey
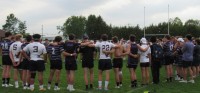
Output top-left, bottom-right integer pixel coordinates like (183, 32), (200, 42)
(163, 41), (173, 57)
(21, 42), (30, 57)
(64, 41), (80, 59)
(79, 46), (96, 61)
(175, 46), (183, 62)
(47, 44), (64, 60)
(0, 39), (13, 55)
(128, 43), (139, 65)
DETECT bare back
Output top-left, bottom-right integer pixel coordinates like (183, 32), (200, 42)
(114, 43), (124, 58)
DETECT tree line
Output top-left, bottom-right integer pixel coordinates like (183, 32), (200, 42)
(2, 14), (200, 40)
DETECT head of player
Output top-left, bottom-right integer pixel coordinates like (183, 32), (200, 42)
(82, 35), (89, 42)
(185, 34), (192, 42)
(32, 34), (41, 42)
(112, 36), (118, 44)
(101, 34), (108, 41)
(69, 33), (75, 41)
(15, 34), (23, 41)
(54, 36), (62, 43)
(25, 35), (32, 43)
(129, 34), (136, 43)
(164, 35), (171, 42)
(5, 31), (12, 39)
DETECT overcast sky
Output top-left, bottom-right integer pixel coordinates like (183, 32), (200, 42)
(1, 0), (200, 36)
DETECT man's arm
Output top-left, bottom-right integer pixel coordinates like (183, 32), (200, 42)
(137, 44), (149, 52)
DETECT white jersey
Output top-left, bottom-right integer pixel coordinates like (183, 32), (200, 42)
(138, 44), (151, 63)
(95, 41), (115, 59)
(23, 42), (47, 61)
(9, 41), (23, 62)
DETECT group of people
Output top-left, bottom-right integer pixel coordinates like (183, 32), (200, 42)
(0, 31), (200, 92)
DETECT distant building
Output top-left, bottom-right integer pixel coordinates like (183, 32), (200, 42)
(0, 30), (5, 41)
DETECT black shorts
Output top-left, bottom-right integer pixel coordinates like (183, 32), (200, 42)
(113, 58), (123, 68)
(140, 62), (150, 67)
(2, 55), (12, 66)
(50, 60), (62, 70)
(65, 59), (77, 70)
(192, 61), (199, 66)
(21, 59), (30, 70)
(13, 62), (23, 70)
(127, 64), (138, 69)
(29, 60), (45, 72)
(82, 59), (94, 69)
(182, 61), (192, 68)
(164, 56), (174, 65)
(98, 59), (112, 71)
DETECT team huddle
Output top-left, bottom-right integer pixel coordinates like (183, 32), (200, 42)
(0, 32), (200, 92)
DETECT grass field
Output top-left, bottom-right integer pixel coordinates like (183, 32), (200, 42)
(0, 55), (200, 93)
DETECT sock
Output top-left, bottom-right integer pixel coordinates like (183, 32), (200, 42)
(90, 84), (93, 88)
(131, 81), (135, 87)
(39, 85), (44, 89)
(134, 80), (137, 87)
(55, 83), (58, 87)
(48, 81), (51, 85)
(71, 85), (74, 89)
(15, 81), (18, 86)
(86, 85), (88, 89)
(119, 82), (122, 85)
(6, 78), (10, 84)
(2, 78), (5, 84)
(105, 81), (109, 89)
(170, 77), (173, 82)
(166, 78), (169, 82)
(98, 81), (102, 88)
(116, 82), (120, 86)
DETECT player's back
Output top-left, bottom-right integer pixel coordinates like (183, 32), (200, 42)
(47, 44), (63, 60)
(96, 41), (115, 59)
(1, 39), (13, 55)
(10, 41), (23, 61)
(26, 42), (46, 61)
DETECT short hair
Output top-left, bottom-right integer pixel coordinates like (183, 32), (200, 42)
(129, 34), (136, 42)
(112, 36), (118, 43)
(185, 34), (192, 41)
(164, 35), (171, 40)
(26, 35), (32, 42)
(15, 34), (23, 41)
(5, 32), (12, 37)
(69, 33), (75, 40)
(54, 36), (62, 42)
(101, 34), (108, 41)
(150, 36), (157, 43)
(196, 38), (200, 45)
(83, 35), (89, 40)
(32, 34), (41, 41)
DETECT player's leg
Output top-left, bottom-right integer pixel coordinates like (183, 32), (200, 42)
(54, 69), (61, 90)
(69, 70), (75, 91)
(98, 70), (103, 89)
(5, 65), (12, 87)
(145, 66), (150, 85)
(114, 68), (120, 88)
(105, 70), (110, 90)
(38, 71), (45, 90)
(83, 67), (89, 89)
(2, 65), (6, 86)
(47, 69), (55, 89)
(141, 66), (146, 86)
(119, 68), (123, 86)
(169, 64), (173, 82)
(89, 68), (94, 89)
(13, 67), (19, 88)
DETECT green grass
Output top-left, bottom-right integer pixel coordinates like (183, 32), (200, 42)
(0, 56), (200, 93)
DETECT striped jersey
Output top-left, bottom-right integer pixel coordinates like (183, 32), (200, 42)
(47, 44), (64, 60)
(0, 39), (13, 55)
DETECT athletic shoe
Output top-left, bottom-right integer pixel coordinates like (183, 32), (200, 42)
(188, 80), (195, 83)
(179, 80), (187, 83)
(69, 87), (75, 92)
(47, 84), (51, 90)
(2, 84), (5, 87)
(96, 87), (102, 90)
(30, 88), (34, 91)
(23, 86), (27, 90)
(115, 86), (120, 89)
(104, 87), (109, 91)
(54, 87), (60, 91)
(5, 84), (13, 87)
(15, 83), (19, 88)
(39, 88), (46, 91)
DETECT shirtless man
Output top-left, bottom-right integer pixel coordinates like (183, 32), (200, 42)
(111, 36), (125, 88)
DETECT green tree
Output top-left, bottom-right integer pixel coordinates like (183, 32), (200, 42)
(58, 16), (86, 39)
(184, 19), (200, 37)
(2, 13), (27, 35)
(86, 15), (111, 40)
